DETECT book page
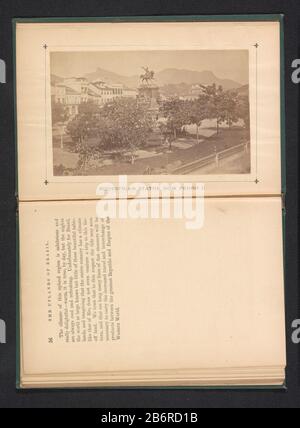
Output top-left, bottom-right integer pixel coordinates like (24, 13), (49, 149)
(16, 20), (282, 201)
(19, 198), (285, 377)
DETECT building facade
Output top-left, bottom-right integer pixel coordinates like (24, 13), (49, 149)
(52, 77), (137, 117)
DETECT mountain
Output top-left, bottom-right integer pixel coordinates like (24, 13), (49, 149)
(236, 84), (249, 96)
(83, 67), (242, 90)
(160, 83), (192, 97)
(84, 68), (138, 88)
(154, 68), (242, 90)
(52, 67), (243, 91)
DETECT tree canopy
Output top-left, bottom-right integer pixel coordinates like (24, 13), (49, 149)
(67, 98), (153, 170)
(65, 84), (249, 171)
(97, 98), (153, 153)
(159, 98), (190, 141)
(51, 101), (68, 124)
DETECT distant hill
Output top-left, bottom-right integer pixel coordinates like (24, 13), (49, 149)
(84, 68), (138, 88)
(83, 67), (242, 90)
(51, 68), (244, 96)
(160, 83), (192, 97)
(155, 68), (242, 90)
(236, 84), (249, 96)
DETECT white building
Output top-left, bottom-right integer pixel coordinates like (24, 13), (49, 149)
(92, 80), (124, 104)
(123, 88), (138, 98)
(53, 77), (88, 116)
(53, 77), (138, 117)
(191, 84), (206, 96)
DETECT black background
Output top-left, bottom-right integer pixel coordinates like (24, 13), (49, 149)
(0, 0), (299, 408)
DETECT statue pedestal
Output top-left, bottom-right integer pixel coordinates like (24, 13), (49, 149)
(138, 85), (160, 120)
(138, 85), (160, 100)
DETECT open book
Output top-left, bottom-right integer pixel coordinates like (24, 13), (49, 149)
(15, 16), (286, 388)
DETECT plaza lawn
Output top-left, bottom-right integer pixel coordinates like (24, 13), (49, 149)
(78, 127), (250, 175)
(53, 127), (250, 176)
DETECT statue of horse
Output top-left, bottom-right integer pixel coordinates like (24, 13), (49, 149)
(140, 67), (155, 85)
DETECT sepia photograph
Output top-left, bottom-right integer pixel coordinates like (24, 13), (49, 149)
(50, 50), (250, 176)
(9, 10), (294, 407)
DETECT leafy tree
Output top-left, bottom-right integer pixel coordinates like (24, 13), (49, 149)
(158, 122), (173, 150)
(68, 98), (153, 169)
(78, 100), (100, 117)
(96, 98), (153, 163)
(67, 100), (100, 145)
(236, 95), (250, 129)
(197, 84), (241, 133)
(199, 84), (227, 134)
(186, 93), (210, 142)
(219, 90), (239, 128)
(66, 101), (101, 170)
(51, 101), (68, 124)
(159, 99), (190, 147)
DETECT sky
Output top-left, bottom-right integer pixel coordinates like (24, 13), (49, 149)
(51, 50), (249, 85)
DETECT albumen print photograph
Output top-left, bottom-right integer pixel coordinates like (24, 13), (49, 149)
(50, 50), (250, 176)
